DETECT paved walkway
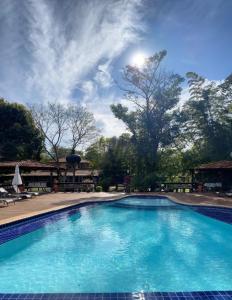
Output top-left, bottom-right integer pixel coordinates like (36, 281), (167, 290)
(0, 192), (231, 225)
(166, 192), (232, 208)
(0, 192), (123, 225)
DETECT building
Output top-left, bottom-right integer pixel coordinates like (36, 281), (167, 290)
(0, 158), (100, 192)
(192, 160), (232, 192)
(54, 157), (100, 191)
(0, 160), (60, 191)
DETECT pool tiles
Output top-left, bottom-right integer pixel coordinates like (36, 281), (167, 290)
(0, 291), (232, 300)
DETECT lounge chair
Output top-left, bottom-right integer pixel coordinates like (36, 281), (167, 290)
(225, 189), (232, 197)
(0, 187), (32, 199)
(0, 197), (16, 206)
(24, 191), (39, 196)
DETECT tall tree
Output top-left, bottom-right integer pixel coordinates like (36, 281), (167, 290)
(0, 98), (43, 161)
(180, 72), (232, 162)
(111, 50), (183, 187)
(100, 134), (135, 190)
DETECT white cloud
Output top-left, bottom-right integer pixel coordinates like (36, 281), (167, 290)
(93, 108), (127, 137)
(81, 80), (127, 137)
(0, 0), (143, 136)
(94, 63), (113, 88)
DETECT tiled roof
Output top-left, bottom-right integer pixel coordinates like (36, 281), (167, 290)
(0, 160), (62, 170)
(196, 160), (232, 170)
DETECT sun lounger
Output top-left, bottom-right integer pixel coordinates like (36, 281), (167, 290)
(24, 191), (39, 196)
(0, 197), (16, 206)
(0, 187), (32, 199)
(225, 192), (232, 197)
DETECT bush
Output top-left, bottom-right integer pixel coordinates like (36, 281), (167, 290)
(95, 186), (103, 192)
(131, 172), (161, 192)
(99, 177), (112, 192)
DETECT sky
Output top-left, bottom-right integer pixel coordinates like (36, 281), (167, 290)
(0, 0), (232, 137)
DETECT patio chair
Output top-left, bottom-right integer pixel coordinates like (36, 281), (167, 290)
(0, 187), (32, 199)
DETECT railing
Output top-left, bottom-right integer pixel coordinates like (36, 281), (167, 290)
(0, 181), (195, 193)
(158, 182), (193, 192)
(58, 182), (95, 192)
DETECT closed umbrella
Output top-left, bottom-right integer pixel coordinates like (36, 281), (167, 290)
(12, 164), (23, 193)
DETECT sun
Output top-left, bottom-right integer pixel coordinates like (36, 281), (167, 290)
(131, 52), (146, 68)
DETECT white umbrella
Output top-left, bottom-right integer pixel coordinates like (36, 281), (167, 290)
(12, 164), (23, 193)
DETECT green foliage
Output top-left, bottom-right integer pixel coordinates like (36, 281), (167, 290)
(86, 134), (135, 191)
(111, 51), (183, 186)
(0, 98), (43, 161)
(156, 150), (185, 182)
(99, 177), (112, 192)
(131, 172), (161, 192)
(95, 186), (102, 192)
(101, 134), (135, 190)
(87, 67), (232, 190)
(85, 137), (108, 169)
(180, 72), (232, 162)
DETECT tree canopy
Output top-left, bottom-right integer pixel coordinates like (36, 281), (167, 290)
(0, 98), (43, 161)
(85, 52), (232, 191)
(30, 102), (97, 166)
(85, 134), (135, 190)
(111, 50), (184, 189)
(1, 50), (231, 191)
(180, 72), (232, 162)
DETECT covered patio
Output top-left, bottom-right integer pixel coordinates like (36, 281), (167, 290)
(0, 160), (60, 192)
(192, 160), (232, 192)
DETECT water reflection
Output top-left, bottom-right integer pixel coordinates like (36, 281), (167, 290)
(0, 199), (231, 292)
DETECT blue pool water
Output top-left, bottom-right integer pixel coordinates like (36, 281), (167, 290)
(115, 196), (177, 207)
(0, 196), (231, 293)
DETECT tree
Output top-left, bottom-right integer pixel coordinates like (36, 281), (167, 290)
(180, 72), (232, 162)
(0, 98), (43, 161)
(86, 134), (135, 191)
(111, 50), (183, 188)
(30, 102), (68, 168)
(30, 102), (97, 168)
(100, 134), (135, 190)
(85, 137), (108, 169)
(67, 105), (97, 153)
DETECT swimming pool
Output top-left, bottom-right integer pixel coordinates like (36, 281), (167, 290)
(0, 196), (231, 293)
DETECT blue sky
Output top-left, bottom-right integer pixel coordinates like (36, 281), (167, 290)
(0, 0), (231, 137)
